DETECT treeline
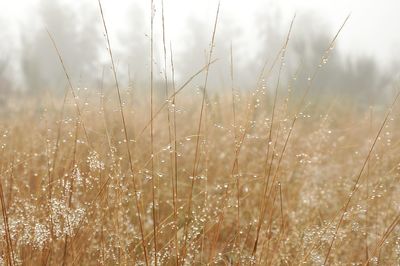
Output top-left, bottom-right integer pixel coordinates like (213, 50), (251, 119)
(0, 0), (396, 105)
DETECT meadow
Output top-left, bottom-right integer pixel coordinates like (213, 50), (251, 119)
(0, 1), (400, 265)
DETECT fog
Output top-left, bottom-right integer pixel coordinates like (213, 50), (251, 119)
(0, 0), (398, 104)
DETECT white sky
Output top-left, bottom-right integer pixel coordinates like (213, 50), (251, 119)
(1, 0), (399, 66)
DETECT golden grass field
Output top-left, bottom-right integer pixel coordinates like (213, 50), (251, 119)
(0, 1), (400, 266)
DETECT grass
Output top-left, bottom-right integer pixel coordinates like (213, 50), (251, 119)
(0, 2), (400, 266)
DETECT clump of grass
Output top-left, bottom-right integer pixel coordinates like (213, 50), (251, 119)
(0, 2), (399, 266)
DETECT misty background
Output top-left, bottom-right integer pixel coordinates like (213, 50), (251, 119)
(0, 0), (399, 105)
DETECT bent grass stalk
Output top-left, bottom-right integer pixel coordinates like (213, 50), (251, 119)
(253, 14), (295, 256)
(97, 0), (149, 264)
(181, 2), (220, 263)
(137, 59), (218, 140)
(46, 31), (92, 149)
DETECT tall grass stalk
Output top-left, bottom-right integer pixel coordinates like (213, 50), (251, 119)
(96, 0), (149, 264)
